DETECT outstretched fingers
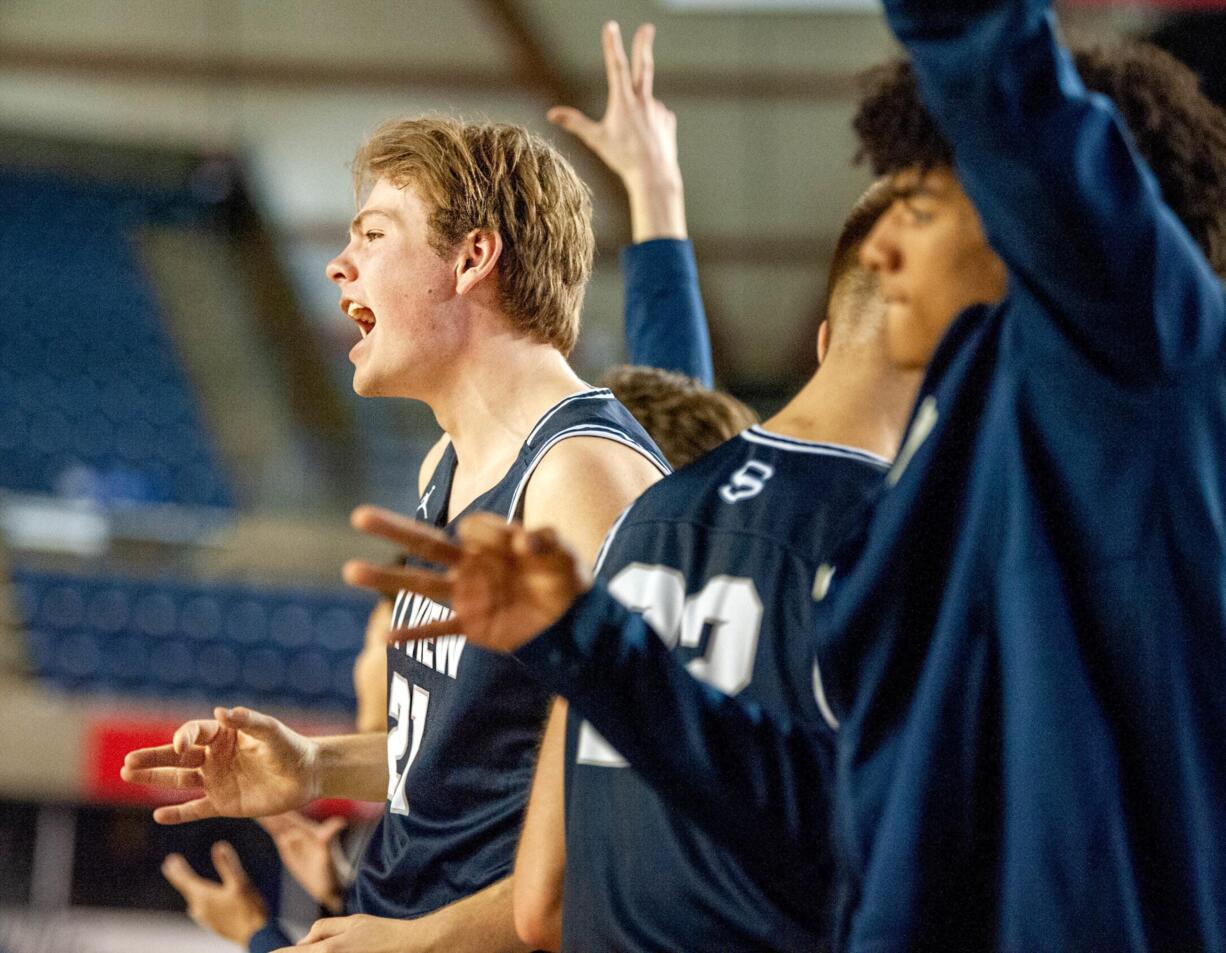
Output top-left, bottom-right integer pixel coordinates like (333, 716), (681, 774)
(631, 22), (655, 102)
(122, 742), (206, 774)
(601, 21), (635, 107)
(153, 795), (220, 826)
(121, 765), (205, 790)
(214, 706), (283, 744)
(162, 853), (207, 895)
(211, 840), (250, 887)
(387, 614), (467, 644)
(350, 505), (462, 566)
(342, 560), (451, 602)
(546, 105), (600, 148)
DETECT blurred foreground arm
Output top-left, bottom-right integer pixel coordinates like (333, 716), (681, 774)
(345, 510), (830, 883)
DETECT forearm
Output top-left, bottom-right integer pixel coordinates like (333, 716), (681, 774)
(512, 700), (567, 951)
(625, 173), (686, 244)
(314, 733), (388, 802)
(622, 237), (713, 386)
(413, 876), (530, 953)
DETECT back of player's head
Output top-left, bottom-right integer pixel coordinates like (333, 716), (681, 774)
(353, 117), (595, 354)
(852, 44), (1226, 277)
(599, 365), (758, 468)
(822, 180), (893, 353)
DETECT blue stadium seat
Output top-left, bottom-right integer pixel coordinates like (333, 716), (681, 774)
(9, 568), (376, 715)
(0, 170), (235, 508)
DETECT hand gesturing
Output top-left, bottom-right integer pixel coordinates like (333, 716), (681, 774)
(342, 507), (592, 653)
(121, 706), (318, 824)
(549, 22), (685, 243)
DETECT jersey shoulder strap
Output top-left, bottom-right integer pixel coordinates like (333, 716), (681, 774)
(506, 387), (671, 521)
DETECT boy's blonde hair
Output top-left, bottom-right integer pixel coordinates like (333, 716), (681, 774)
(354, 117), (594, 354)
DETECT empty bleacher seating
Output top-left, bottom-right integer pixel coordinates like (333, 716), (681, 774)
(0, 169), (234, 508)
(10, 568), (376, 714)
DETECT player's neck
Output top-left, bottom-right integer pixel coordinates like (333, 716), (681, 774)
(428, 327), (589, 480)
(764, 352), (921, 462)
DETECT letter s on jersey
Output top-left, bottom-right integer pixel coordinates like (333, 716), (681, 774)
(719, 461), (775, 504)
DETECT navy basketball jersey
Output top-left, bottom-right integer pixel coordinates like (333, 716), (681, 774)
(563, 425), (886, 952)
(352, 388), (669, 919)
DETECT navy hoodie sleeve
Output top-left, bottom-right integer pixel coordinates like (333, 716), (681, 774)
(515, 583), (831, 893)
(621, 238), (715, 387)
(885, 0), (1226, 383)
(248, 922), (293, 953)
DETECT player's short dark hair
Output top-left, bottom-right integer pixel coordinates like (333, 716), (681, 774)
(600, 365), (758, 469)
(822, 180), (892, 340)
(852, 43), (1226, 276)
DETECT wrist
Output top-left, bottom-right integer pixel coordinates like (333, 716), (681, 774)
(625, 175), (687, 244)
(302, 736), (323, 801)
(229, 907), (268, 946)
(313, 733), (389, 801)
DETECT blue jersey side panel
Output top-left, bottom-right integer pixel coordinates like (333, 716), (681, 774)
(562, 427), (885, 952)
(352, 389), (667, 919)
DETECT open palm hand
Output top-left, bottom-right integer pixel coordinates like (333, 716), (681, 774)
(121, 706), (318, 824)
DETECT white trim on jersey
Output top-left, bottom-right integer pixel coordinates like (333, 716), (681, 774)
(592, 504), (635, 577)
(741, 425), (891, 470)
(506, 424), (672, 521)
(525, 388), (614, 446)
(812, 660), (840, 731)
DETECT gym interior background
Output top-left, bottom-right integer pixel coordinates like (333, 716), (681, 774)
(1, 1), (1221, 949)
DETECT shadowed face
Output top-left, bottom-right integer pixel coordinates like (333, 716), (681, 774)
(860, 166), (1008, 369)
(326, 178), (466, 398)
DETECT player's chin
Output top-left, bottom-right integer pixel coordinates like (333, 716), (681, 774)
(351, 366), (379, 397)
(885, 310), (936, 371)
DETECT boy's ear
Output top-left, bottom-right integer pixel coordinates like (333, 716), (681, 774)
(817, 319), (831, 364)
(455, 228), (503, 296)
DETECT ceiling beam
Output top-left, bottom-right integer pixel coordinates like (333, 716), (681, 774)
(0, 43), (859, 103)
(469, 0), (630, 241)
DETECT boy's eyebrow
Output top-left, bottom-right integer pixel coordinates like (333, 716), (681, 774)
(349, 208), (395, 233)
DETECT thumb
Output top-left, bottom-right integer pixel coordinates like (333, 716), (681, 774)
(211, 840), (250, 887)
(547, 106), (600, 144)
(299, 916), (351, 944)
(318, 816), (348, 841)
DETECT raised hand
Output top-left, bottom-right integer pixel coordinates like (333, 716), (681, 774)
(121, 706), (319, 824)
(256, 811), (347, 913)
(162, 841), (268, 945)
(549, 21), (686, 243)
(342, 506), (592, 653)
